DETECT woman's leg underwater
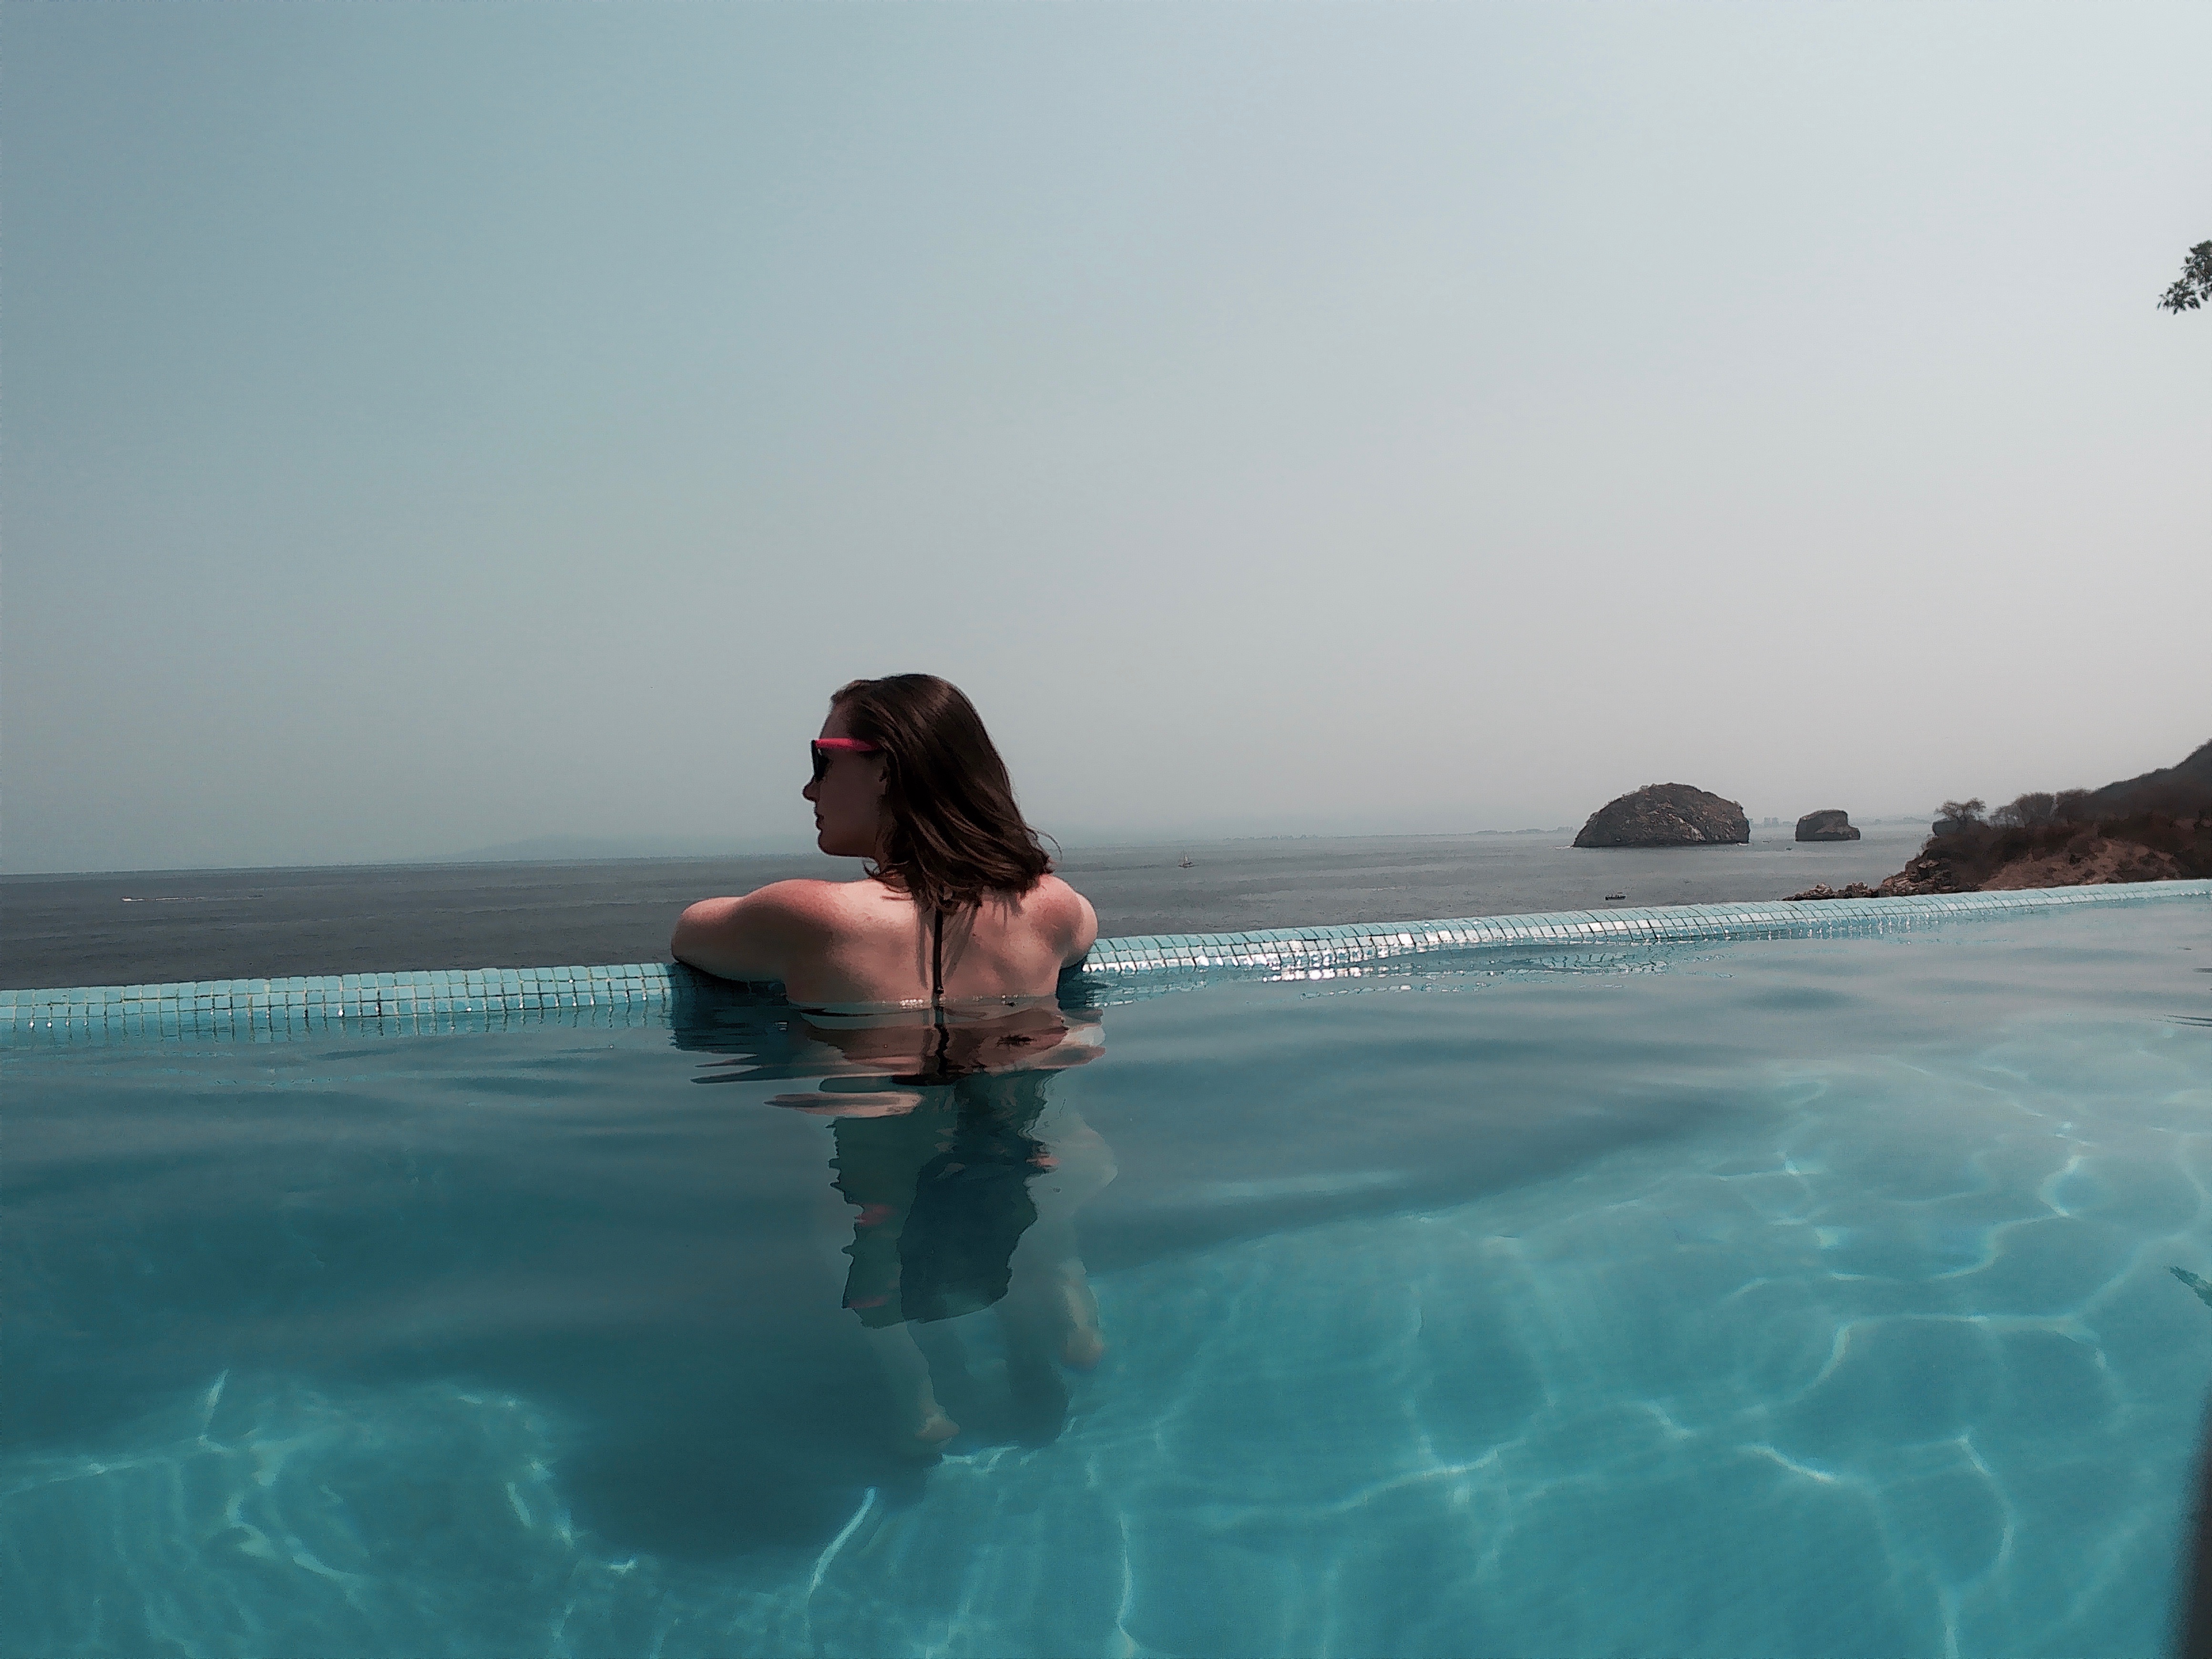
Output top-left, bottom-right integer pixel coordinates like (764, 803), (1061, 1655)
(1004, 1106), (1116, 1369)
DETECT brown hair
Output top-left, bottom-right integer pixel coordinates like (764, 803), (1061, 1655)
(830, 674), (1053, 912)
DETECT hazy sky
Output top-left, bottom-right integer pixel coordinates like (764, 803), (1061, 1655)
(5, 3), (2207, 874)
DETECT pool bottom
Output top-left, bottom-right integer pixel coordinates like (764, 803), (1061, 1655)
(7, 994), (2207, 1658)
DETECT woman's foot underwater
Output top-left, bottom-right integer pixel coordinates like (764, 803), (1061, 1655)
(902, 1409), (961, 1455)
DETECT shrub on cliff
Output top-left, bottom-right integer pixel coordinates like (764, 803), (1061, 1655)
(1991, 792), (2057, 828)
(1900, 812), (2210, 891)
(1932, 799), (1986, 836)
(2050, 789), (2097, 824)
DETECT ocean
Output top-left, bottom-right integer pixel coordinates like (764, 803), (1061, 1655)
(0, 824), (1931, 990)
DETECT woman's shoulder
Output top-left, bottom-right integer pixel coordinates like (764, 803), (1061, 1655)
(672, 885), (915, 986)
(672, 879), (881, 979)
(744, 877), (870, 915)
(1014, 874), (1097, 959)
(1017, 872), (1088, 912)
(682, 878), (853, 929)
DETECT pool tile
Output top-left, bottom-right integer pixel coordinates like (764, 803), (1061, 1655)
(6, 886), (2205, 1045)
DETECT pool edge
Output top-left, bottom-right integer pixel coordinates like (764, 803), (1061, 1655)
(4, 880), (2205, 1045)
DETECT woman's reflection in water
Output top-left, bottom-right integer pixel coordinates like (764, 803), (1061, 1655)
(686, 987), (1114, 1453)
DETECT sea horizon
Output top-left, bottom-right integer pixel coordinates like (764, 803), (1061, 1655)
(0, 813), (1947, 884)
(3, 824), (1934, 991)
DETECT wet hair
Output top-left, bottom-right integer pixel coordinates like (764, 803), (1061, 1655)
(829, 674), (1053, 912)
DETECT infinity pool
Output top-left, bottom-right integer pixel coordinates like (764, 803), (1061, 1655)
(5, 898), (2208, 1656)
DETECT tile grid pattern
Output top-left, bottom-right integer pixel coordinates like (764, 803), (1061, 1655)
(4, 881), (2203, 1047)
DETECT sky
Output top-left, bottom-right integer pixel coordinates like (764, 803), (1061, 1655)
(4, 2), (2207, 874)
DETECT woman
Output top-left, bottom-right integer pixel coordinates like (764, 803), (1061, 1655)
(671, 674), (1096, 1006)
(672, 675), (1110, 1450)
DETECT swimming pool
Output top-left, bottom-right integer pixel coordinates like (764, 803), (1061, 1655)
(5, 887), (2208, 1656)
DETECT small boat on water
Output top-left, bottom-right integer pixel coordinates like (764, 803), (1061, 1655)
(1179, 853), (1195, 869)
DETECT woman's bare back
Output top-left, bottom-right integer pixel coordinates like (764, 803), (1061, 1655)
(672, 873), (1097, 1007)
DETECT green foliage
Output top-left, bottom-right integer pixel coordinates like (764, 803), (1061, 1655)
(2159, 240), (2212, 313)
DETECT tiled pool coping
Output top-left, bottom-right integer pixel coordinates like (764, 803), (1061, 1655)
(4, 881), (2204, 1046)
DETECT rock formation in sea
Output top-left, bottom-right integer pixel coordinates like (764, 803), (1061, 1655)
(1790, 738), (2210, 899)
(1794, 809), (1860, 842)
(1573, 784), (1749, 849)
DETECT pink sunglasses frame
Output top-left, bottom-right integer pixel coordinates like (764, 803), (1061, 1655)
(810, 737), (882, 781)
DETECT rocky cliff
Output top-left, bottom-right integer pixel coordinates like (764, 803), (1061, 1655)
(1791, 739), (2210, 899)
(2083, 739), (2212, 818)
(1861, 813), (2209, 896)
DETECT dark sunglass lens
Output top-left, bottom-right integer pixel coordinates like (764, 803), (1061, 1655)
(810, 744), (829, 782)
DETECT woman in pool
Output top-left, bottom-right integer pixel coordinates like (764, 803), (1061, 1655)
(673, 674), (1111, 1450)
(671, 673), (1097, 1007)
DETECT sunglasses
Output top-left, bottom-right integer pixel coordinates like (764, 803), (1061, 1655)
(810, 737), (881, 782)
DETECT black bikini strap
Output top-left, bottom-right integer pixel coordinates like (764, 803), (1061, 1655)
(930, 907), (945, 1005)
(928, 906), (950, 1078)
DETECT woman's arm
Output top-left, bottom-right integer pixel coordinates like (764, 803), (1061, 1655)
(670, 881), (822, 983)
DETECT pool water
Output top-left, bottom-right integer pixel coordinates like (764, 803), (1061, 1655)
(5, 901), (2208, 1657)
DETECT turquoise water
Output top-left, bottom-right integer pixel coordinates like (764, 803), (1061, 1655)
(5, 902), (2208, 1656)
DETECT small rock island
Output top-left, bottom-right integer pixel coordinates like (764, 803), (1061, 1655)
(1574, 784), (1749, 848)
(1794, 809), (1861, 842)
